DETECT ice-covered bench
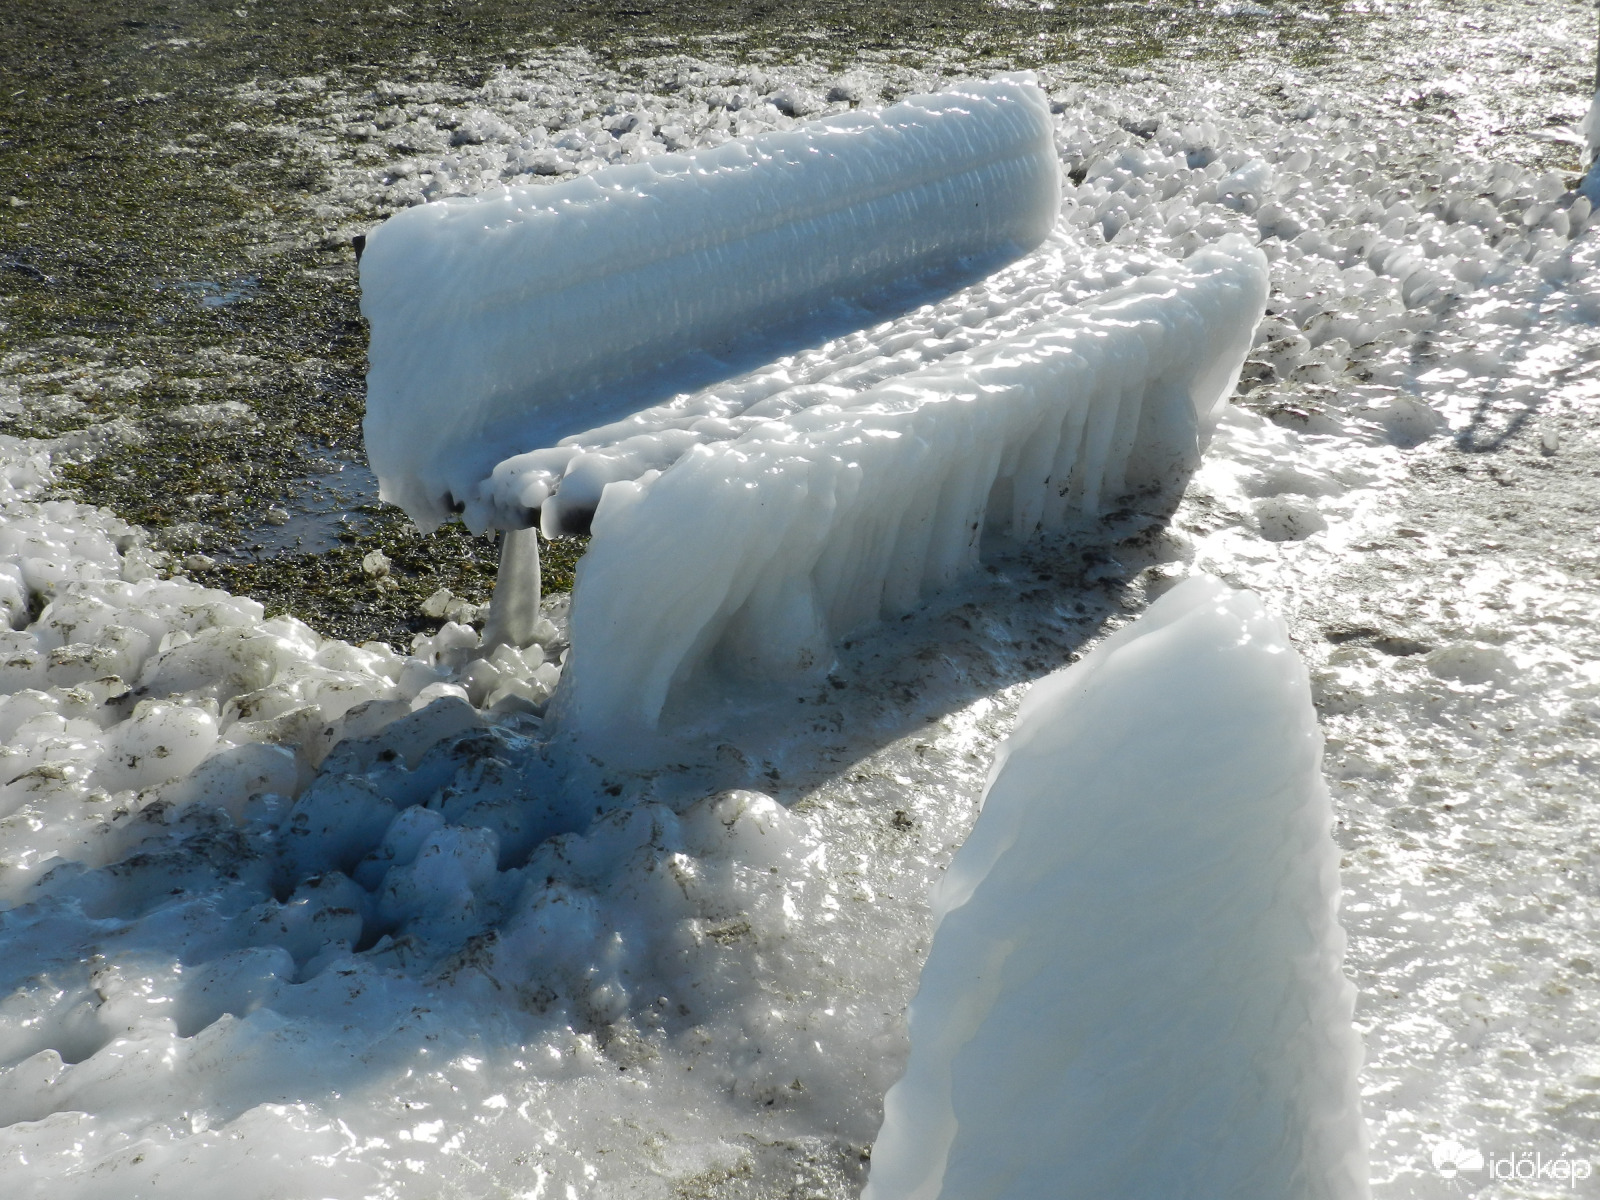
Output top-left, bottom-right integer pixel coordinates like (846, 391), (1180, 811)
(361, 77), (1062, 646)
(557, 240), (1268, 743)
(360, 77), (1268, 736)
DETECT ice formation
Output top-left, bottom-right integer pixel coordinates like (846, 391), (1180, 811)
(360, 76), (1061, 533)
(865, 576), (1368, 1200)
(479, 526), (543, 651)
(0, 534), (568, 902)
(495, 217), (1193, 541)
(0, 440), (574, 905)
(554, 241), (1267, 741)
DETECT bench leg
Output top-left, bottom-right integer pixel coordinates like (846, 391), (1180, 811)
(482, 526), (542, 651)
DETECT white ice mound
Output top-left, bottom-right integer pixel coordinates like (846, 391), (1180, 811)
(863, 575), (1368, 1200)
(361, 76), (1061, 532)
(554, 240), (1268, 741)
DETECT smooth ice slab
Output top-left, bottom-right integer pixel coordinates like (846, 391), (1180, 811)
(552, 240), (1268, 742)
(360, 77), (1061, 532)
(863, 576), (1368, 1200)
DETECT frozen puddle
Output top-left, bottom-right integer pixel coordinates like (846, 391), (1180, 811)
(230, 450), (379, 561)
(168, 276), (260, 310)
(2, 33), (1599, 1200)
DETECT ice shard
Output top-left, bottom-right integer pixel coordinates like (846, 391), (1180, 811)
(863, 575), (1368, 1200)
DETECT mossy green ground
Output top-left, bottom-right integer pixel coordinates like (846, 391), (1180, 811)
(0, 1), (1359, 647)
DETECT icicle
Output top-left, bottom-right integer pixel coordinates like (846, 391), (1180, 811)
(481, 526), (542, 651)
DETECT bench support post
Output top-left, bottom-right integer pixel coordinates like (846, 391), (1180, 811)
(482, 526), (542, 651)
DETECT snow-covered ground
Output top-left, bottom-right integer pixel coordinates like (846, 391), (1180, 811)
(2, 3), (1599, 1196)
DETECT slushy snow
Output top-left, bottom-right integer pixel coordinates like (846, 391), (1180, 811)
(864, 576), (1366, 1200)
(360, 76), (1061, 533)
(554, 241), (1267, 742)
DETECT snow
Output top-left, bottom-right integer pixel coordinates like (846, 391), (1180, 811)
(0, 472), (569, 905)
(360, 76), (1061, 533)
(553, 240), (1267, 745)
(863, 576), (1366, 1200)
(1, 10), (1599, 1195)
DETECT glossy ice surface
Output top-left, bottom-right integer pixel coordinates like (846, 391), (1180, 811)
(865, 577), (1366, 1200)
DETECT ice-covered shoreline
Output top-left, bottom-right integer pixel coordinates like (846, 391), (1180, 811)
(3, 7), (1600, 1196)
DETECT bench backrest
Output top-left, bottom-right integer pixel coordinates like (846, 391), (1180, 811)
(360, 77), (1060, 533)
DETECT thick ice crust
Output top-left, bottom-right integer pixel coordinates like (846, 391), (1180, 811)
(360, 77), (1061, 531)
(554, 241), (1267, 741)
(864, 576), (1368, 1200)
(485, 220), (1118, 542)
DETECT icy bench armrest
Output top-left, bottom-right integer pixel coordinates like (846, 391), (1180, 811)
(359, 76), (1061, 534)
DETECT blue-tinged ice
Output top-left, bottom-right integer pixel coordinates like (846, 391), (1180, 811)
(863, 575), (1368, 1200)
